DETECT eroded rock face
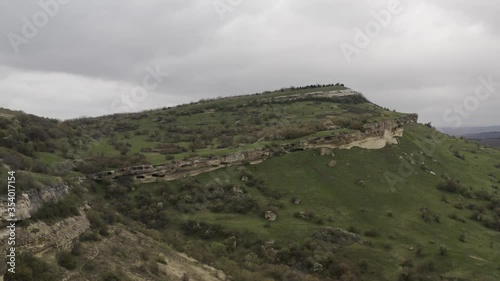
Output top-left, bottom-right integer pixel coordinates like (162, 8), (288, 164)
(16, 213), (90, 251)
(313, 227), (361, 245)
(265, 211), (277, 221)
(0, 212), (90, 279)
(0, 183), (71, 221)
(90, 115), (418, 183)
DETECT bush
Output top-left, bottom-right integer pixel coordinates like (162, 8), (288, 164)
(32, 194), (80, 223)
(437, 179), (462, 193)
(5, 253), (61, 281)
(79, 231), (101, 242)
(364, 230), (380, 237)
(347, 226), (360, 234)
(71, 241), (82, 256)
(439, 245), (448, 256)
(57, 250), (78, 270)
(459, 232), (466, 242)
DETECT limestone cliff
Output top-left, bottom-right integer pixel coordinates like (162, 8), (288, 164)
(0, 183), (72, 222)
(91, 114), (418, 183)
(17, 213), (90, 252)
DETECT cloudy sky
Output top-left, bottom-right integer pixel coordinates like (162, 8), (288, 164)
(0, 0), (499, 127)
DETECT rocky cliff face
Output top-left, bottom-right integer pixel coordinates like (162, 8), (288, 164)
(305, 114), (418, 150)
(92, 114), (418, 183)
(0, 181), (87, 279)
(0, 183), (72, 221)
(16, 213), (90, 252)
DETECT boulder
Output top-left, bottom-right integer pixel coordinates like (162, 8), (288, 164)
(264, 211), (277, 221)
(320, 147), (333, 156)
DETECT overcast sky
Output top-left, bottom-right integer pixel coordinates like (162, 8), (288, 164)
(0, 0), (499, 127)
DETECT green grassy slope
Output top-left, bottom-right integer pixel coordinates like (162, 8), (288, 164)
(127, 123), (499, 280)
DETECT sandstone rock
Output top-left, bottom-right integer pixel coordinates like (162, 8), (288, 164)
(16, 213), (90, 251)
(83, 203), (92, 211)
(313, 227), (361, 245)
(1, 183), (71, 221)
(232, 186), (244, 194)
(328, 160), (337, 168)
(265, 211), (277, 221)
(320, 147), (333, 156)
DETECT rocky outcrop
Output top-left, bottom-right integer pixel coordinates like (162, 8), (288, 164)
(304, 115), (418, 150)
(16, 213), (90, 252)
(92, 148), (272, 183)
(265, 211), (277, 221)
(0, 183), (72, 221)
(90, 114), (418, 183)
(313, 227), (361, 245)
(264, 89), (364, 103)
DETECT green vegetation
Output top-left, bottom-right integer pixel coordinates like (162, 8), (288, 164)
(3, 85), (500, 280)
(31, 192), (81, 224)
(4, 253), (61, 281)
(91, 122), (500, 280)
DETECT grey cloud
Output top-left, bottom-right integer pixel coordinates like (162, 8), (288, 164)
(0, 0), (499, 127)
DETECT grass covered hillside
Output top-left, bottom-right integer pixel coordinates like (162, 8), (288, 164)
(1, 85), (499, 281)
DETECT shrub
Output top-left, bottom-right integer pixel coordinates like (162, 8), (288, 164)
(364, 229), (380, 237)
(420, 208), (440, 223)
(71, 241), (82, 256)
(400, 258), (414, 268)
(439, 245), (448, 256)
(453, 151), (465, 160)
(4, 253), (61, 281)
(32, 194), (80, 223)
(57, 250), (78, 270)
(415, 244), (424, 257)
(79, 231), (101, 242)
(437, 179), (462, 193)
(347, 226), (360, 234)
(459, 232), (466, 242)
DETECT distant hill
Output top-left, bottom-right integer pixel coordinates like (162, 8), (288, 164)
(439, 125), (500, 136)
(463, 131), (500, 148)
